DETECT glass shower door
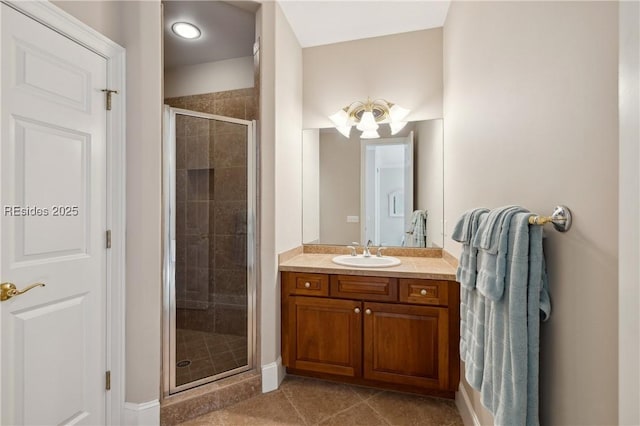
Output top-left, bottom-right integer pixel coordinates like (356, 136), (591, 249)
(163, 106), (256, 394)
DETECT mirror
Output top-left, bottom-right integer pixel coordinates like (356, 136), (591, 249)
(302, 119), (443, 248)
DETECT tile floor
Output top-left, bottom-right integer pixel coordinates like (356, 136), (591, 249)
(178, 375), (464, 425)
(176, 329), (248, 386)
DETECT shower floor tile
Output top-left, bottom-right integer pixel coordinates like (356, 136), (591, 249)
(175, 329), (248, 386)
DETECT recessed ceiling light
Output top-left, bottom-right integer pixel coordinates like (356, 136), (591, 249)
(172, 22), (201, 40)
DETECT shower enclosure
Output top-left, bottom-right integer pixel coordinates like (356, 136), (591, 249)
(162, 106), (256, 394)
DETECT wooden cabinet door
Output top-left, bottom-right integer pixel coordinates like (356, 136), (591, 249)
(363, 302), (449, 389)
(288, 296), (362, 377)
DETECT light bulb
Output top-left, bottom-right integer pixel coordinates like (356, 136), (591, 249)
(389, 104), (410, 122)
(329, 109), (349, 127)
(390, 121), (408, 135)
(336, 126), (352, 138)
(360, 129), (380, 139)
(172, 22), (201, 39)
(356, 111), (379, 131)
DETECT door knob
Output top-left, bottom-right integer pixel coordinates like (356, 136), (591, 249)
(1, 282), (45, 301)
(354, 307), (361, 314)
(420, 289), (428, 296)
(365, 308), (372, 315)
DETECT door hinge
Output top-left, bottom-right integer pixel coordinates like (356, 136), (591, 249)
(106, 230), (112, 249)
(101, 89), (119, 111)
(105, 371), (111, 391)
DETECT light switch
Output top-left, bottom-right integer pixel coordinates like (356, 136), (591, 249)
(347, 216), (360, 223)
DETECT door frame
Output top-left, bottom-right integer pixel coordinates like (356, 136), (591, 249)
(360, 136), (414, 245)
(161, 107), (257, 396)
(0, 1), (126, 424)
(618, 1), (640, 423)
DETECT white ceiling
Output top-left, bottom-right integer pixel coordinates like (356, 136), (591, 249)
(163, 1), (450, 69)
(278, 1), (451, 48)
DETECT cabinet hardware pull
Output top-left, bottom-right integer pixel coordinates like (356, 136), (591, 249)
(304, 282), (311, 288)
(420, 289), (428, 296)
(365, 308), (372, 315)
(354, 307), (361, 314)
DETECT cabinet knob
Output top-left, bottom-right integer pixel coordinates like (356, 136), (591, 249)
(420, 289), (427, 296)
(354, 307), (361, 314)
(304, 282), (311, 288)
(365, 308), (372, 315)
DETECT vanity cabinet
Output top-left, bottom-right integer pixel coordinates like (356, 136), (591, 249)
(281, 271), (460, 398)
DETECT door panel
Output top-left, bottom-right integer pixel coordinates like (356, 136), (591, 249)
(363, 302), (449, 389)
(15, 39), (91, 112)
(15, 117), (90, 259)
(289, 296), (361, 377)
(19, 296), (88, 425)
(1, 4), (108, 425)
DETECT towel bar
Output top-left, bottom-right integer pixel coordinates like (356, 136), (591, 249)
(528, 205), (572, 232)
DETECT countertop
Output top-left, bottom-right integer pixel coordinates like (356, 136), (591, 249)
(279, 253), (457, 281)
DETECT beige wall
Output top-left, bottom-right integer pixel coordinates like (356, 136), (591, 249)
(303, 29), (443, 129)
(274, 3), (303, 254)
(618, 1), (640, 424)
(443, 2), (618, 424)
(53, 0), (120, 39)
(414, 119), (443, 248)
(53, 0), (163, 404)
(318, 129), (361, 244)
(164, 56), (254, 98)
(258, 1), (303, 371)
(257, 1), (276, 371)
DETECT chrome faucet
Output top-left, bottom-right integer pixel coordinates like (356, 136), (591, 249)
(347, 242), (358, 256)
(376, 246), (386, 257)
(363, 240), (373, 257)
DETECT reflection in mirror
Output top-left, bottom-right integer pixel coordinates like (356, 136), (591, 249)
(302, 119), (443, 248)
(362, 135), (413, 246)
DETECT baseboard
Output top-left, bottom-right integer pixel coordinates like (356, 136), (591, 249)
(261, 356), (285, 393)
(455, 384), (481, 426)
(123, 400), (160, 426)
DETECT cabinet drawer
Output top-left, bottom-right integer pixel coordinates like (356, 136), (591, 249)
(330, 275), (398, 302)
(399, 279), (449, 306)
(286, 272), (329, 296)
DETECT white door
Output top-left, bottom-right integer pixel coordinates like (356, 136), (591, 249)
(1, 4), (108, 425)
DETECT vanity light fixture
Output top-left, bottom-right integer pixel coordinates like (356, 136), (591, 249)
(172, 22), (201, 40)
(329, 98), (410, 139)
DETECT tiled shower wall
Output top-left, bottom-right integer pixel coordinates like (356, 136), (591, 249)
(166, 87), (256, 122)
(166, 88), (256, 336)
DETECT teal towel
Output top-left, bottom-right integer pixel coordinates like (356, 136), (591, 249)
(474, 206), (529, 300)
(459, 279), (488, 389)
(452, 208), (489, 289)
(453, 209), (551, 425)
(472, 205), (523, 253)
(479, 212), (551, 426)
(453, 208), (489, 389)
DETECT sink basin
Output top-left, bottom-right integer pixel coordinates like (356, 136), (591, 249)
(331, 254), (402, 268)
